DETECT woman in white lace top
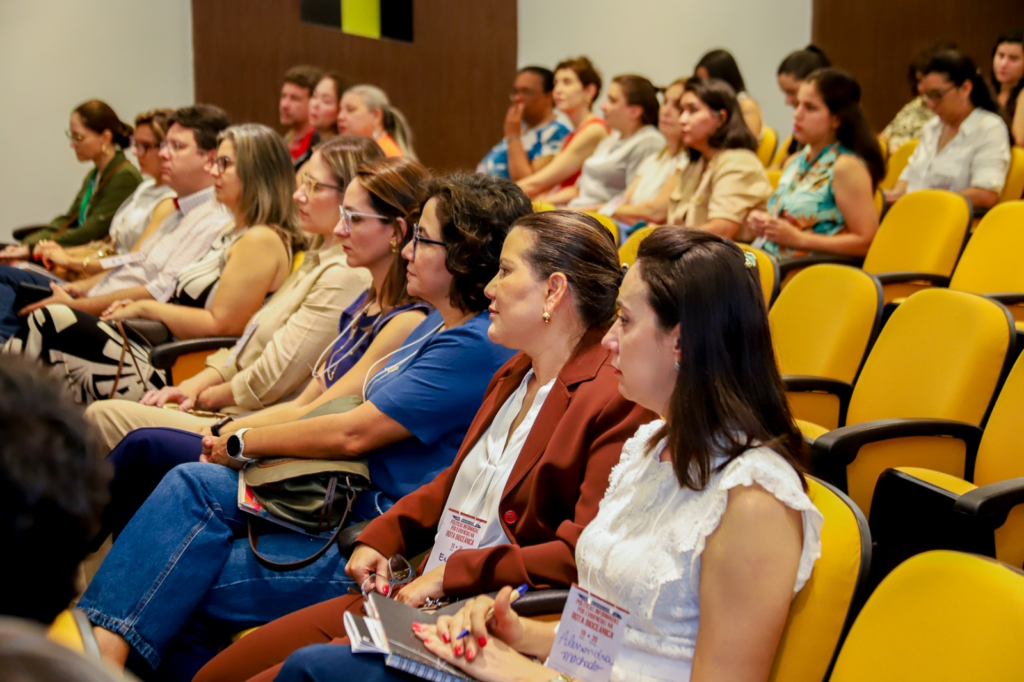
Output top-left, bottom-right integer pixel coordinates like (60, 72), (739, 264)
(417, 226), (824, 682)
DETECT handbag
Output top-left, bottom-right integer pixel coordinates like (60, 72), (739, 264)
(242, 395), (371, 571)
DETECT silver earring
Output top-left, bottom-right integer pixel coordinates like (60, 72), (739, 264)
(674, 361), (680, 371)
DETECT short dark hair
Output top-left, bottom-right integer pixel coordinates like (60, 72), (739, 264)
(0, 358), (109, 624)
(168, 104), (231, 153)
(612, 74), (660, 126)
(635, 227), (807, 491)
(73, 100), (132, 149)
(519, 66), (555, 93)
(683, 78), (758, 162)
(777, 45), (831, 80)
(695, 49), (747, 95)
(555, 56), (603, 104)
(423, 174), (533, 314)
(922, 50), (999, 113)
(283, 65), (325, 96)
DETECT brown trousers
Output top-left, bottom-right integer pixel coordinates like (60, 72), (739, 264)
(193, 593), (363, 682)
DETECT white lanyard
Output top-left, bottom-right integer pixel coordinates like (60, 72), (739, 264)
(361, 321), (444, 400)
(311, 302), (374, 385)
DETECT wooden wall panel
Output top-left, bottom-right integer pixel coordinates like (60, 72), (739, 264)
(812, 0), (1024, 131)
(191, 0), (516, 171)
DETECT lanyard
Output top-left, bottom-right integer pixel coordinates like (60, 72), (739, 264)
(361, 322), (444, 400)
(311, 302), (374, 386)
(79, 172), (98, 223)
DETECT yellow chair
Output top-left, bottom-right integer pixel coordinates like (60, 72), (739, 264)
(768, 477), (871, 682)
(869, 350), (1024, 585)
(757, 126), (779, 167)
(738, 244), (779, 307)
(582, 211), (619, 244)
(771, 135), (794, 168)
(877, 134), (889, 163)
(618, 225), (657, 267)
(1000, 147), (1024, 203)
(809, 288), (1014, 514)
(532, 200), (556, 212)
(878, 140), (918, 192)
(47, 609), (100, 658)
(767, 168), (783, 191)
(770, 265), (882, 430)
(828, 551), (1024, 681)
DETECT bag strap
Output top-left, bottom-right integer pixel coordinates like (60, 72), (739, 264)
(109, 319), (153, 399)
(247, 483), (356, 572)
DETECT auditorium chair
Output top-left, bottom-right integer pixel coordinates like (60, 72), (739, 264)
(770, 265), (882, 430)
(738, 243), (779, 306)
(770, 135), (793, 168)
(878, 140), (918, 191)
(999, 147), (1024, 204)
(757, 126), (779, 167)
(806, 288), (1014, 514)
(582, 211), (619, 244)
(47, 609), (100, 659)
(767, 168), (783, 191)
(618, 225), (656, 268)
(828, 551), (1024, 681)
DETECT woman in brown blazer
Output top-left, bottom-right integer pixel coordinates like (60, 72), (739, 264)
(195, 211), (655, 682)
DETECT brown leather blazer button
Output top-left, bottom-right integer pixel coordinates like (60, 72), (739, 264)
(503, 510), (517, 524)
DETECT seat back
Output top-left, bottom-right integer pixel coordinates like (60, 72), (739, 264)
(878, 139), (918, 191)
(582, 211), (619, 245)
(769, 477), (871, 682)
(767, 168), (783, 191)
(757, 126), (779, 167)
(738, 244), (778, 307)
(1000, 147), (1024, 203)
(771, 135), (794, 168)
(618, 225), (657, 267)
(47, 609), (100, 658)
(949, 202), (1024, 298)
(532, 201), (556, 212)
(829, 551), (1024, 681)
(844, 289), (1013, 509)
(770, 266), (882, 427)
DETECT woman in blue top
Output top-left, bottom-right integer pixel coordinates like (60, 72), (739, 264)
(749, 69), (884, 258)
(80, 173), (532, 680)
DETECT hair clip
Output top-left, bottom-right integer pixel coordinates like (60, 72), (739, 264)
(743, 252), (757, 269)
(619, 263), (629, 285)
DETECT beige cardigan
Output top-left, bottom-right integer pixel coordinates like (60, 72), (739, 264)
(205, 244), (371, 411)
(667, 148), (771, 239)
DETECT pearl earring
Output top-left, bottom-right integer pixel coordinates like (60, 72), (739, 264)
(674, 361), (680, 371)
(542, 312), (552, 323)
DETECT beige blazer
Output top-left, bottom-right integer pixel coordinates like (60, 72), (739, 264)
(205, 244), (371, 411)
(667, 148), (772, 239)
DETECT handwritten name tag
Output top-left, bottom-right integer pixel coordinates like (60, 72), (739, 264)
(223, 320), (259, 367)
(99, 252), (145, 269)
(423, 508), (488, 573)
(547, 584), (628, 682)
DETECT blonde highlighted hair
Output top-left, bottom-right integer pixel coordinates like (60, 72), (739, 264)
(346, 85), (418, 160)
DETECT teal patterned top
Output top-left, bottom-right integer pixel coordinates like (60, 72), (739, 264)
(764, 143), (854, 258)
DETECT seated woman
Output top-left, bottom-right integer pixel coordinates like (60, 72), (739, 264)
(774, 45), (832, 165)
(193, 210), (655, 682)
(695, 49), (763, 138)
(880, 42), (953, 152)
(600, 77), (689, 227)
(992, 29), (1024, 147)
(77, 174), (530, 680)
(337, 85), (416, 159)
(665, 78), (772, 240)
(277, 227), (824, 682)
(749, 69), (884, 258)
(517, 56), (610, 198)
(2, 123), (303, 404)
(885, 51), (1011, 210)
(555, 75), (665, 209)
(84, 135), (391, 451)
(0, 100), (142, 261)
(294, 72), (354, 168)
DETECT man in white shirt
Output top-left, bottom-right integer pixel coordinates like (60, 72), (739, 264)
(20, 105), (234, 318)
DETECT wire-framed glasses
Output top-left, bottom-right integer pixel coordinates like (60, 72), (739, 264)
(359, 554), (413, 598)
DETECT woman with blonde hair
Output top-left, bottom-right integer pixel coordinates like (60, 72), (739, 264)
(338, 84), (417, 159)
(3, 123), (302, 404)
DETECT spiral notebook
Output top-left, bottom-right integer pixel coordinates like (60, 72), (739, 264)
(344, 593), (473, 682)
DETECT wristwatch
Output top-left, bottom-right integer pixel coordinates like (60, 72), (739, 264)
(226, 427), (257, 464)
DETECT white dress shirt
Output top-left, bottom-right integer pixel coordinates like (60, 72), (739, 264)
(900, 108), (1011, 195)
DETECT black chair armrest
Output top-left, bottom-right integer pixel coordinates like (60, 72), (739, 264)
(783, 376), (854, 426)
(985, 293), (1024, 306)
(811, 418), (983, 491)
(149, 337), (240, 370)
(874, 272), (951, 287)
(954, 478), (1024, 528)
(511, 588), (570, 617)
(11, 225), (47, 241)
(336, 520), (372, 559)
(777, 254), (864, 279)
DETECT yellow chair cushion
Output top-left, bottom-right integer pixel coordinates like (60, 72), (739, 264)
(618, 226), (657, 267)
(892, 466), (978, 496)
(47, 610), (85, 654)
(796, 419), (830, 441)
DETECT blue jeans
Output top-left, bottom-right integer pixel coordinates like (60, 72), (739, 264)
(0, 265), (52, 340)
(277, 644), (410, 682)
(78, 462), (374, 680)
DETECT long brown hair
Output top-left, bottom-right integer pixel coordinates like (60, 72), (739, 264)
(683, 78), (758, 163)
(636, 227), (807, 490)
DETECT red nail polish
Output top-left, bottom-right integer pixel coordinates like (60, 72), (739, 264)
(466, 649), (475, 662)
(381, 584), (390, 596)
(441, 633), (450, 643)
(454, 646), (462, 657)
(478, 636), (487, 648)
(411, 622), (422, 632)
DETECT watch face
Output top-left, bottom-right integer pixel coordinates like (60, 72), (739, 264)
(227, 434), (241, 457)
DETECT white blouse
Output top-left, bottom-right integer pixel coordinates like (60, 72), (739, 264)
(575, 420), (824, 682)
(107, 177), (176, 253)
(425, 370), (555, 568)
(629, 150), (688, 205)
(569, 126), (666, 208)
(899, 108), (1011, 195)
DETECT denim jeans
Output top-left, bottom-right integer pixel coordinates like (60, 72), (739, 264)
(0, 265), (52, 341)
(78, 462), (375, 679)
(277, 643), (410, 682)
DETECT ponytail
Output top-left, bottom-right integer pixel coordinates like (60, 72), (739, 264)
(381, 104), (417, 160)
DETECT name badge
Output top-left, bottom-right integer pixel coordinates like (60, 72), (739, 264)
(223, 320), (259, 367)
(547, 584), (628, 682)
(423, 508), (487, 573)
(99, 252), (145, 269)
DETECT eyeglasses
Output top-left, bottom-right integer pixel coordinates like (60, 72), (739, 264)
(65, 130), (86, 145)
(411, 222), (447, 259)
(922, 86), (955, 103)
(213, 156), (235, 173)
(358, 554), (413, 598)
(337, 206), (390, 236)
(133, 140), (159, 155)
(509, 87), (542, 101)
(298, 172), (343, 195)
(159, 140), (189, 153)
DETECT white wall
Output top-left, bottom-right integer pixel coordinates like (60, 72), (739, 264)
(0, 0), (195, 240)
(518, 0), (812, 140)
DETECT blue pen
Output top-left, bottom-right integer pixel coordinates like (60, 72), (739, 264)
(455, 583), (529, 640)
